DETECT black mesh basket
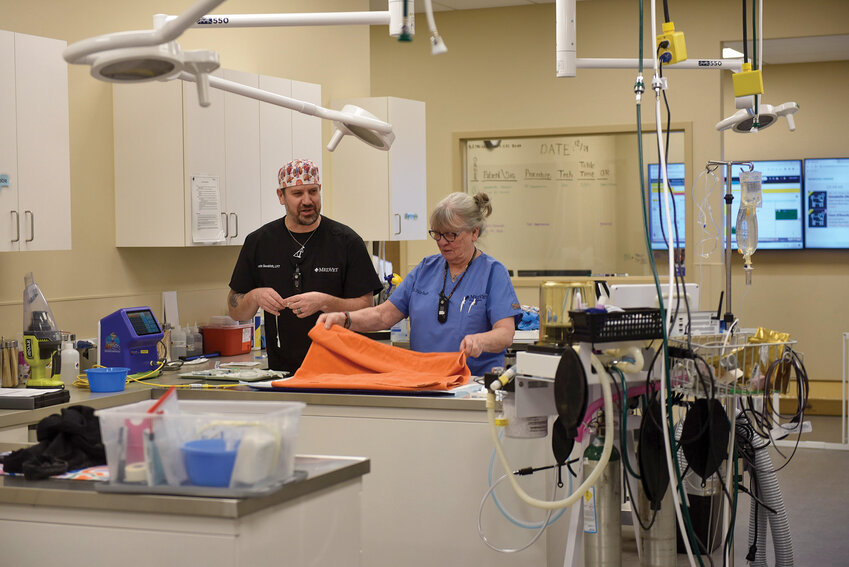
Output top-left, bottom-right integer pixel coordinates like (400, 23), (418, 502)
(569, 308), (663, 343)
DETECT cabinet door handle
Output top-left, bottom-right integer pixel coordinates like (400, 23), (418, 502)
(394, 213), (401, 236)
(10, 211), (20, 243)
(24, 210), (34, 242)
(221, 212), (229, 238)
(230, 213), (238, 238)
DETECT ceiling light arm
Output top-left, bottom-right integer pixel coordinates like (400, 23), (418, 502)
(64, 0), (226, 65)
(179, 72), (393, 135)
(575, 58), (744, 72)
(175, 11), (391, 28)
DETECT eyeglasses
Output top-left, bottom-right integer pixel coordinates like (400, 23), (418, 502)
(428, 230), (459, 242)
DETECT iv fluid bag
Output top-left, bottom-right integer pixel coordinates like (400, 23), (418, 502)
(739, 170), (762, 207)
(736, 206), (758, 257)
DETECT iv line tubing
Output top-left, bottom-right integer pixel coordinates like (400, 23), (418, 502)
(486, 354), (614, 510)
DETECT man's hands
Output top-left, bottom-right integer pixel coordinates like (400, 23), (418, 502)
(282, 291), (331, 318)
(234, 288), (328, 318)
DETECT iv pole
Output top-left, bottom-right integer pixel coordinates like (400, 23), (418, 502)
(706, 160), (753, 329)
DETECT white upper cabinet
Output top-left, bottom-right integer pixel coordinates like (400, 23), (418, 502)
(113, 70), (321, 247)
(0, 30), (71, 252)
(329, 97), (426, 242)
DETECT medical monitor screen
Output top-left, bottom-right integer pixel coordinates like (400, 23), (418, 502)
(648, 163), (686, 250)
(804, 158), (849, 249)
(126, 309), (161, 336)
(728, 160), (803, 250)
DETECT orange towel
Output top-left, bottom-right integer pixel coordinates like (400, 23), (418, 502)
(270, 324), (470, 391)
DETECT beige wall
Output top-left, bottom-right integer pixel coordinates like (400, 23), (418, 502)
(1, 0), (847, 382)
(368, 0), (849, 380)
(0, 0), (372, 340)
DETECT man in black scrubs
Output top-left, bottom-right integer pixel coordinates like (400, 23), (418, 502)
(228, 159), (382, 372)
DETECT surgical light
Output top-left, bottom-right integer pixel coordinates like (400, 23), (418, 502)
(63, 0), (430, 152)
(715, 101), (799, 133)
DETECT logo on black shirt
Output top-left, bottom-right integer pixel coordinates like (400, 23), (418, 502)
(314, 267), (339, 273)
(258, 264), (280, 269)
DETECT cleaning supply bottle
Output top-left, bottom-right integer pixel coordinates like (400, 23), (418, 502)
(170, 325), (187, 360)
(185, 323), (196, 358)
(190, 323), (203, 357)
(60, 338), (80, 384)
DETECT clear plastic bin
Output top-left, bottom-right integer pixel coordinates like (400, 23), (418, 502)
(96, 399), (305, 492)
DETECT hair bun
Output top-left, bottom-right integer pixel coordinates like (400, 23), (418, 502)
(473, 192), (492, 218)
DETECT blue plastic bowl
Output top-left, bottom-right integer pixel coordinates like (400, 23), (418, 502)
(85, 367), (130, 392)
(182, 438), (240, 487)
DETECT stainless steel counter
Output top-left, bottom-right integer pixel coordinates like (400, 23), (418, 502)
(0, 453), (368, 519)
(0, 352), (488, 432)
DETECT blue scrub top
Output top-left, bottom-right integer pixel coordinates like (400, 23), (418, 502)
(389, 252), (522, 376)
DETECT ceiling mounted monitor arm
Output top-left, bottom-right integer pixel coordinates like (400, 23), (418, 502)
(555, 0), (743, 76)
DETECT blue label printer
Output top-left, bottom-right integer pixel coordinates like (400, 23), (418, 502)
(99, 307), (164, 374)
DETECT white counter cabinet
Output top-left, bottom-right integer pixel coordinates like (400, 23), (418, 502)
(0, 30), (71, 252)
(330, 96), (427, 242)
(113, 71), (321, 247)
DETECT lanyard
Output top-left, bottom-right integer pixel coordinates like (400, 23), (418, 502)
(438, 248), (477, 324)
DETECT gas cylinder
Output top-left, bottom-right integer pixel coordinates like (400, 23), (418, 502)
(583, 435), (621, 567)
(638, 482), (676, 566)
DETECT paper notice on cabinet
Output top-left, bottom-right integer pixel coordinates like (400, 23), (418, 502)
(191, 176), (225, 243)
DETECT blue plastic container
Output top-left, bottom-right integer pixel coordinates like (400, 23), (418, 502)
(85, 367), (129, 392)
(182, 438), (240, 487)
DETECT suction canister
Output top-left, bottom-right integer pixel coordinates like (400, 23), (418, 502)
(583, 434), (621, 567)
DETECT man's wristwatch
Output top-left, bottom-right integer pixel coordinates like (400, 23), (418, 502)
(343, 311), (351, 329)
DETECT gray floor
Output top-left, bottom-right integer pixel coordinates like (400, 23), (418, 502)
(619, 415), (849, 566)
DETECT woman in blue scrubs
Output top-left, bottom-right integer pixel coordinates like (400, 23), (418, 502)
(318, 192), (521, 376)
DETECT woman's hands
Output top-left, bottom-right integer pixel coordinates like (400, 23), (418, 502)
(317, 312), (347, 329)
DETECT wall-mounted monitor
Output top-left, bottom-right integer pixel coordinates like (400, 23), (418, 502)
(803, 158), (849, 249)
(728, 160), (803, 250)
(648, 163), (686, 250)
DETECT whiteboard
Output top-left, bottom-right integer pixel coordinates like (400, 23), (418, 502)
(463, 130), (685, 276)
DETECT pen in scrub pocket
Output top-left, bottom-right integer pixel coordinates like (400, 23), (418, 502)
(459, 296), (467, 312)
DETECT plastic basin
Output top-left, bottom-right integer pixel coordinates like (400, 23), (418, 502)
(85, 367), (129, 392)
(182, 438), (240, 487)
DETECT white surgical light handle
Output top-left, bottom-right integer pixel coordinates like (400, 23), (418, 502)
(487, 354), (615, 510)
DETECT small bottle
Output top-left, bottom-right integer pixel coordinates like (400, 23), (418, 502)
(60, 339), (80, 384)
(185, 324), (196, 358)
(191, 323), (203, 356)
(170, 325), (187, 360)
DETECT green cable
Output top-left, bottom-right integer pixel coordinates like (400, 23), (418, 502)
(611, 365), (641, 480)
